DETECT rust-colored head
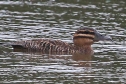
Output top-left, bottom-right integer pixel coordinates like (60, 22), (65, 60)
(73, 27), (111, 47)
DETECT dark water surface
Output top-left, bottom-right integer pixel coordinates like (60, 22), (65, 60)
(0, 0), (126, 84)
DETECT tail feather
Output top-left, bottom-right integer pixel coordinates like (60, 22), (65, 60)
(11, 45), (26, 49)
(0, 42), (5, 45)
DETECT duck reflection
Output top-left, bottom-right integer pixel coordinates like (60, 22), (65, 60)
(72, 52), (92, 67)
(13, 48), (93, 67)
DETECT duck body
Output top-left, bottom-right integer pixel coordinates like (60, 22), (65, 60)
(12, 39), (71, 52)
(12, 38), (93, 54)
(11, 27), (111, 54)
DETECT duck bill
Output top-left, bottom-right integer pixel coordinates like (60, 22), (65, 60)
(94, 32), (112, 42)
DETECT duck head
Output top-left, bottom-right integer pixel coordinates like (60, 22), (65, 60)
(73, 27), (112, 47)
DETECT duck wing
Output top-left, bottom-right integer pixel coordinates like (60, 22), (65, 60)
(11, 39), (71, 52)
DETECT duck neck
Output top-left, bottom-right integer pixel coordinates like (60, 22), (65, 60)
(75, 45), (91, 49)
(74, 45), (93, 53)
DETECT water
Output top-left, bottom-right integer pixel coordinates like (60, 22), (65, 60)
(0, 0), (126, 84)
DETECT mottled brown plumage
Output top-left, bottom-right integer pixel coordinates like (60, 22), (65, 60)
(11, 27), (111, 54)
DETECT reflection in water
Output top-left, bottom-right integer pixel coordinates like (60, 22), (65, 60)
(72, 53), (92, 67)
(13, 48), (92, 68)
(5, 49), (93, 83)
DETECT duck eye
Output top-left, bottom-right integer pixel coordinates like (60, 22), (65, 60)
(84, 31), (89, 34)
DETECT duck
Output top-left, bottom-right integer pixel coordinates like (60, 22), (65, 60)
(11, 27), (111, 54)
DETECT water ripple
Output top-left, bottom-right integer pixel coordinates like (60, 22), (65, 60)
(0, 0), (126, 84)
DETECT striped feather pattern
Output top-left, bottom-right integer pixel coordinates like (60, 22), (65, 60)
(12, 39), (75, 53)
